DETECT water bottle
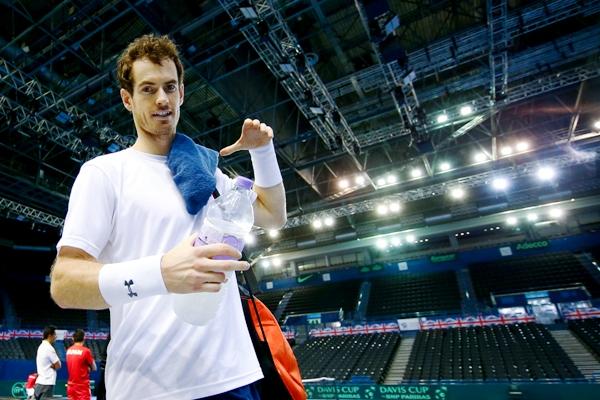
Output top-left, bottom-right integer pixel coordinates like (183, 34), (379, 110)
(172, 176), (255, 325)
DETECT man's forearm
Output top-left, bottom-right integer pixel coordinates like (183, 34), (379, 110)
(50, 256), (108, 310)
(253, 183), (287, 229)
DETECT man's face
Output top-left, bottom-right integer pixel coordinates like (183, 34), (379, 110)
(121, 57), (184, 138)
(48, 333), (56, 344)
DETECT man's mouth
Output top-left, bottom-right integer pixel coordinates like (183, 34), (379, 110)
(152, 110), (172, 118)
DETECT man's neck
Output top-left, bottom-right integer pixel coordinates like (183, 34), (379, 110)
(133, 131), (175, 155)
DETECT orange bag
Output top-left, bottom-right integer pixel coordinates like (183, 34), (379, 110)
(242, 295), (307, 400)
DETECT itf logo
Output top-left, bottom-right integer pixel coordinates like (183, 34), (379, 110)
(434, 386), (448, 399)
(11, 382), (26, 398)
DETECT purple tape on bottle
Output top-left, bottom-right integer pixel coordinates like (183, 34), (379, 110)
(194, 234), (244, 260)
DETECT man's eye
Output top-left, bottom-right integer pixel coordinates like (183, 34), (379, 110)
(142, 87), (154, 93)
(166, 84), (177, 92)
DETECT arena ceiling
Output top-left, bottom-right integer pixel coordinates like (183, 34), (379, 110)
(0, 0), (599, 266)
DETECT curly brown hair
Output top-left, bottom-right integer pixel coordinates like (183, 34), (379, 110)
(116, 34), (184, 95)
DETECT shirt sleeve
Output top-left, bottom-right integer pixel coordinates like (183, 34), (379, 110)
(57, 162), (116, 259)
(48, 347), (59, 365)
(86, 348), (94, 366)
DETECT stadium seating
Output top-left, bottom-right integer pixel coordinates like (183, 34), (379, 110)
(470, 252), (600, 306)
(294, 333), (400, 383)
(280, 281), (361, 322)
(366, 271), (461, 318)
(6, 280), (88, 329)
(404, 323), (582, 381)
(568, 318), (600, 360)
(0, 339), (26, 359)
(256, 289), (288, 314)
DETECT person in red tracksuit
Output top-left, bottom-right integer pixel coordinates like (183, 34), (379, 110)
(66, 329), (96, 400)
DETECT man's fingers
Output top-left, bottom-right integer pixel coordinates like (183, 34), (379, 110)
(252, 119), (260, 128)
(196, 282), (224, 293)
(199, 259), (250, 272)
(197, 271), (227, 283)
(219, 143), (240, 157)
(197, 243), (242, 259)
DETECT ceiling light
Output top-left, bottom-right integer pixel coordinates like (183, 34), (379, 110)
(338, 178), (349, 189)
(436, 114), (449, 124)
(389, 202), (401, 213)
(268, 229), (279, 238)
(390, 237), (401, 246)
(526, 213), (538, 222)
(386, 174), (397, 184)
(537, 166), (556, 181)
(439, 162), (451, 172)
(405, 234), (416, 243)
(377, 177), (386, 186)
(355, 175), (365, 185)
(491, 177), (509, 191)
(272, 258), (282, 267)
(500, 146), (513, 156)
(506, 216), (518, 226)
(312, 219), (323, 229)
(549, 208), (564, 218)
(377, 204), (389, 215)
(593, 120), (600, 130)
(244, 233), (256, 245)
(516, 141), (530, 152)
(411, 168), (423, 178)
(262, 260), (270, 268)
(376, 238), (387, 249)
(473, 152), (488, 163)
(324, 216), (334, 226)
(459, 105), (473, 116)
(449, 187), (466, 200)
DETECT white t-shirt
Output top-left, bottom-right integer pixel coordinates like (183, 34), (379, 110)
(36, 340), (59, 385)
(57, 148), (262, 400)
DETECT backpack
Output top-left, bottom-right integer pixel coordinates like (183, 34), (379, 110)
(240, 293), (306, 400)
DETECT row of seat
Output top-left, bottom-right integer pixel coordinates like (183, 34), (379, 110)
(293, 333), (400, 383)
(470, 252), (600, 306)
(568, 318), (600, 359)
(405, 323), (583, 381)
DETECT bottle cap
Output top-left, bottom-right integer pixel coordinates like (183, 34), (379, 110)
(234, 176), (254, 190)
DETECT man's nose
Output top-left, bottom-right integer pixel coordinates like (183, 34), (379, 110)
(156, 88), (169, 106)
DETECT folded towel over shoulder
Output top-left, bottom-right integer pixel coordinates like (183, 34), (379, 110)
(167, 133), (218, 215)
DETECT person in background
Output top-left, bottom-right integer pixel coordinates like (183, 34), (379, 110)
(25, 372), (38, 400)
(34, 325), (61, 400)
(66, 329), (96, 400)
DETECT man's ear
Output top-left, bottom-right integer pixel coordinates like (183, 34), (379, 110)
(120, 88), (133, 112)
(179, 83), (184, 106)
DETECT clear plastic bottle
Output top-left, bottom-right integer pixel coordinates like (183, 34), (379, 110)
(172, 176), (254, 325)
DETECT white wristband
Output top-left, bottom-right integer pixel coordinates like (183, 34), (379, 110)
(249, 140), (282, 188)
(98, 255), (168, 307)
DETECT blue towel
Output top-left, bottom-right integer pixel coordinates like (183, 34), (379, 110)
(167, 133), (219, 215)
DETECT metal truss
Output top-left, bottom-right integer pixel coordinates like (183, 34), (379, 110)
(280, 139), (600, 230)
(0, 197), (64, 228)
(355, 61), (600, 147)
(218, 0), (362, 161)
(0, 58), (132, 157)
(353, 1), (422, 131)
(487, 0), (509, 102)
(327, 0), (600, 99)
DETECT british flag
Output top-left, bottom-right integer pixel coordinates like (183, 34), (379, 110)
(564, 307), (600, 320)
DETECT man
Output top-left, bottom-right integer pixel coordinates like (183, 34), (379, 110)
(34, 326), (61, 399)
(66, 329), (96, 400)
(50, 34), (286, 400)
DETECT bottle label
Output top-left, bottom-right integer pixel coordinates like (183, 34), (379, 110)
(194, 226), (245, 260)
